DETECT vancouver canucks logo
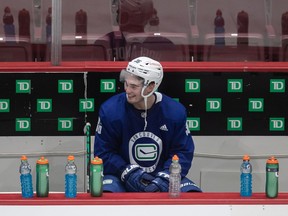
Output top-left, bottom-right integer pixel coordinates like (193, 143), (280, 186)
(129, 131), (163, 173)
(136, 144), (157, 160)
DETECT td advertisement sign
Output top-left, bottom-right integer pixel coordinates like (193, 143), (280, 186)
(0, 72), (287, 136)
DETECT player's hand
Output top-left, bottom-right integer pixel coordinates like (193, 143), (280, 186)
(121, 164), (154, 192)
(144, 171), (170, 192)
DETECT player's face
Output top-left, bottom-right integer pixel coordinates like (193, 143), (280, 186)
(124, 76), (144, 106)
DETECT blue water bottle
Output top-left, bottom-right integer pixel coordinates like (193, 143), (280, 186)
(65, 155), (77, 198)
(240, 155), (252, 197)
(19, 155), (33, 198)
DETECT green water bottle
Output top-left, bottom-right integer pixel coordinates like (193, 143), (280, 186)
(36, 156), (49, 197)
(90, 156), (103, 197)
(265, 156), (279, 198)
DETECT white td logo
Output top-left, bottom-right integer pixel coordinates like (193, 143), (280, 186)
(79, 99), (94, 112)
(270, 118), (285, 131)
(227, 118), (242, 131)
(16, 80), (31, 93)
(101, 79), (116, 92)
(61, 82), (72, 90)
(228, 79), (243, 92)
(18, 120), (30, 128)
(37, 99), (52, 112)
(270, 79), (285, 92)
(58, 118), (73, 131)
(271, 120), (283, 128)
(58, 80), (73, 93)
(0, 100), (9, 112)
(81, 101), (93, 109)
(18, 82), (30, 90)
(249, 98), (264, 112)
(208, 101), (220, 109)
(271, 82), (284, 90)
(185, 79), (200, 92)
(103, 82), (114, 89)
(187, 81), (199, 90)
(186, 118), (200, 131)
(16, 118), (31, 131)
(206, 98), (222, 111)
(39, 101), (51, 109)
(230, 81), (242, 90)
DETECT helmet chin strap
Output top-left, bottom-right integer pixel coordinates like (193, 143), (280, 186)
(141, 82), (157, 131)
(143, 97), (148, 131)
(141, 86), (150, 131)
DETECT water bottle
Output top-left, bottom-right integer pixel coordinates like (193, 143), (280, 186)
(65, 155), (77, 198)
(36, 156), (49, 197)
(169, 155), (181, 198)
(266, 156), (279, 198)
(240, 155), (252, 197)
(19, 155), (33, 198)
(90, 156), (103, 197)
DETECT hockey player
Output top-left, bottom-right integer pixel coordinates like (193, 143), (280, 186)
(94, 56), (201, 192)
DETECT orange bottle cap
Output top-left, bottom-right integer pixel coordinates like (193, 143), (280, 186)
(67, 155), (75, 161)
(243, 155), (250, 161)
(91, 156), (103, 165)
(267, 156), (279, 164)
(37, 156), (49, 164)
(21, 155), (27, 160)
(172, 155), (179, 161)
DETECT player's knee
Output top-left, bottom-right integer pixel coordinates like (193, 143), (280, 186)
(103, 175), (126, 192)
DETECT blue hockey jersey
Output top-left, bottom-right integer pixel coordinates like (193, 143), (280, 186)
(94, 92), (195, 178)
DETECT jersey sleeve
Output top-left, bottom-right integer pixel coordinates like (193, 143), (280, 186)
(94, 105), (127, 177)
(162, 105), (194, 177)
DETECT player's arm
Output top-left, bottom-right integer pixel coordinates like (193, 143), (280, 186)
(94, 108), (154, 191)
(93, 103), (127, 173)
(163, 113), (194, 177)
(145, 110), (194, 192)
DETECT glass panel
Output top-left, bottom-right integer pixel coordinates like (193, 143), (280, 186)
(269, 0), (288, 61)
(58, 0), (114, 61)
(1, 0), (288, 62)
(119, 0), (193, 61)
(0, 0), (52, 62)
(192, 0), (288, 62)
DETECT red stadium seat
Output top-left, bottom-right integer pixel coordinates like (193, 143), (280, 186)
(269, 1), (288, 61)
(0, 36), (33, 62)
(203, 33), (264, 62)
(281, 36), (288, 61)
(194, 0), (267, 61)
(45, 34), (111, 61)
(124, 32), (190, 61)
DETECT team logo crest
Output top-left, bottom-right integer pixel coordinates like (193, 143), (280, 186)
(129, 131), (163, 173)
(135, 144), (157, 161)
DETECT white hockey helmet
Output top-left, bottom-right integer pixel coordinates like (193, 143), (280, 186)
(120, 56), (163, 97)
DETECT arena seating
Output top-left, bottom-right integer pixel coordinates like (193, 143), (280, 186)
(121, 0), (192, 61)
(45, 34), (111, 61)
(124, 32), (190, 61)
(194, 0), (267, 61)
(203, 33), (264, 62)
(270, 0), (288, 61)
(45, 0), (113, 61)
(0, 36), (33, 62)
